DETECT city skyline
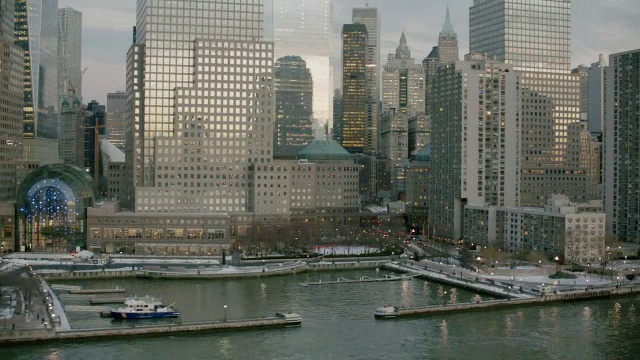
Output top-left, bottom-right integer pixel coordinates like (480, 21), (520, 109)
(58, 0), (640, 108)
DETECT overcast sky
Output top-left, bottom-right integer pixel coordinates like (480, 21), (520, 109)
(58, 0), (640, 105)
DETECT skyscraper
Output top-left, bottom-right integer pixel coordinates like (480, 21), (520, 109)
(106, 91), (127, 151)
(437, 6), (458, 64)
(273, 0), (332, 127)
(127, 0), (274, 213)
(429, 54), (521, 239)
(469, 0), (595, 207)
(587, 55), (607, 135)
(0, 0), (23, 201)
(341, 23), (367, 154)
(14, 0), (59, 140)
(274, 55), (314, 157)
(58, 97), (84, 168)
(605, 49), (640, 243)
(422, 46), (439, 115)
(381, 33), (424, 117)
(332, 88), (343, 144)
(353, 7), (380, 155)
(58, 7), (82, 102)
(380, 33), (425, 198)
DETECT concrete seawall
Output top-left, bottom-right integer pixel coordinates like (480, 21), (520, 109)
(39, 261), (391, 281)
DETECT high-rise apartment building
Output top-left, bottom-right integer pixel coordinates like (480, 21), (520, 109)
(14, 0), (59, 140)
(274, 55), (314, 157)
(605, 49), (640, 243)
(353, 7), (380, 155)
(106, 91), (127, 151)
(273, 0), (332, 126)
(0, 0), (23, 201)
(470, 0), (595, 207)
(341, 23), (367, 154)
(429, 54), (521, 239)
(437, 7), (458, 64)
(58, 7), (82, 102)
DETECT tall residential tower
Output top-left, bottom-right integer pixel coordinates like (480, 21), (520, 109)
(605, 49), (640, 243)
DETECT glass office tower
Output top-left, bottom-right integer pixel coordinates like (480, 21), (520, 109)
(14, 0), (59, 140)
(469, 0), (598, 207)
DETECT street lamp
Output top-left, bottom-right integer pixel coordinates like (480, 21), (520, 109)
(554, 256), (560, 274)
(223, 305), (227, 322)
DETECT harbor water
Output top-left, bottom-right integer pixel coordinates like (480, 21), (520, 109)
(2, 269), (639, 359)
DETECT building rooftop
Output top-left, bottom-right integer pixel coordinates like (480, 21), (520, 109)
(101, 140), (125, 163)
(297, 139), (351, 161)
(415, 144), (431, 162)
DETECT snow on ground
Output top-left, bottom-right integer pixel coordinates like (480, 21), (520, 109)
(312, 245), (379, 255)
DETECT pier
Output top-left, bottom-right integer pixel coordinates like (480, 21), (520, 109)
(0, 313), (302, 345)
(90, 298), (127, 305)
(376, 265), (640, 319)
(299, 273), (420, 287)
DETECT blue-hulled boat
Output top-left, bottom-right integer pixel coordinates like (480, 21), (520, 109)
(111, 296), (180, 319)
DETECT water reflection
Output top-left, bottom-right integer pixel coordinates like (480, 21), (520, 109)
(260, 282), (267, 299)
(47, 349), (60, 360)
(439, 319), (449, 345)
(218, 337), (232, 357)
(582, 306), (593, 321)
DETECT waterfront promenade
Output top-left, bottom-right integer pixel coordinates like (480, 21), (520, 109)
(2, 253), (639, 346)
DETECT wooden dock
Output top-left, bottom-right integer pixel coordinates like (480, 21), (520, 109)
(299, 273), (420, 287)
(65, 305), (112, 312)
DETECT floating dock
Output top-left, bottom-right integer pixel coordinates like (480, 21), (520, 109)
(90, 298), (127, 305)
(69, 288), (126, 294)
(299, 274), (419, 287)
(0, 313), (302, 345)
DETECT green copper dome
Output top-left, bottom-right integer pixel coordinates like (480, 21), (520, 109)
(297, 140), (351, 161)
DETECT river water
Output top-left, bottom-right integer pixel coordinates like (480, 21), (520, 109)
(2, 269), (639, 359)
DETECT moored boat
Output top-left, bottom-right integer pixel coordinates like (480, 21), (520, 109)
(374, 305), (398, 319)
(111, 296), (180, 319)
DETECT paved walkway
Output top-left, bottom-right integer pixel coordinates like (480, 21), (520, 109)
(0, 265), (51, 332)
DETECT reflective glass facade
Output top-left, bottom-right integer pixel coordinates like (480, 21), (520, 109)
(14, 0), (59, 140)
(353, 7), (380, 154)
(341, 23), (367, 154)
(273, 0), (332, 125)
(58, 7), (82, 102)
(129, 0), (269, 189)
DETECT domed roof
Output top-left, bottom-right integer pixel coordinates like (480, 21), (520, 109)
(16, 163), (100, 212)
(415, 144), (432, 162)
(297, 140), (351, 161)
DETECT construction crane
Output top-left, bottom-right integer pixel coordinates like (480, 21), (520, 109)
(67, 67), (88, 97)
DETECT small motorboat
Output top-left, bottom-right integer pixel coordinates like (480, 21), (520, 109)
(111, 296), (180, 319)
(374, 305), (398, 319)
